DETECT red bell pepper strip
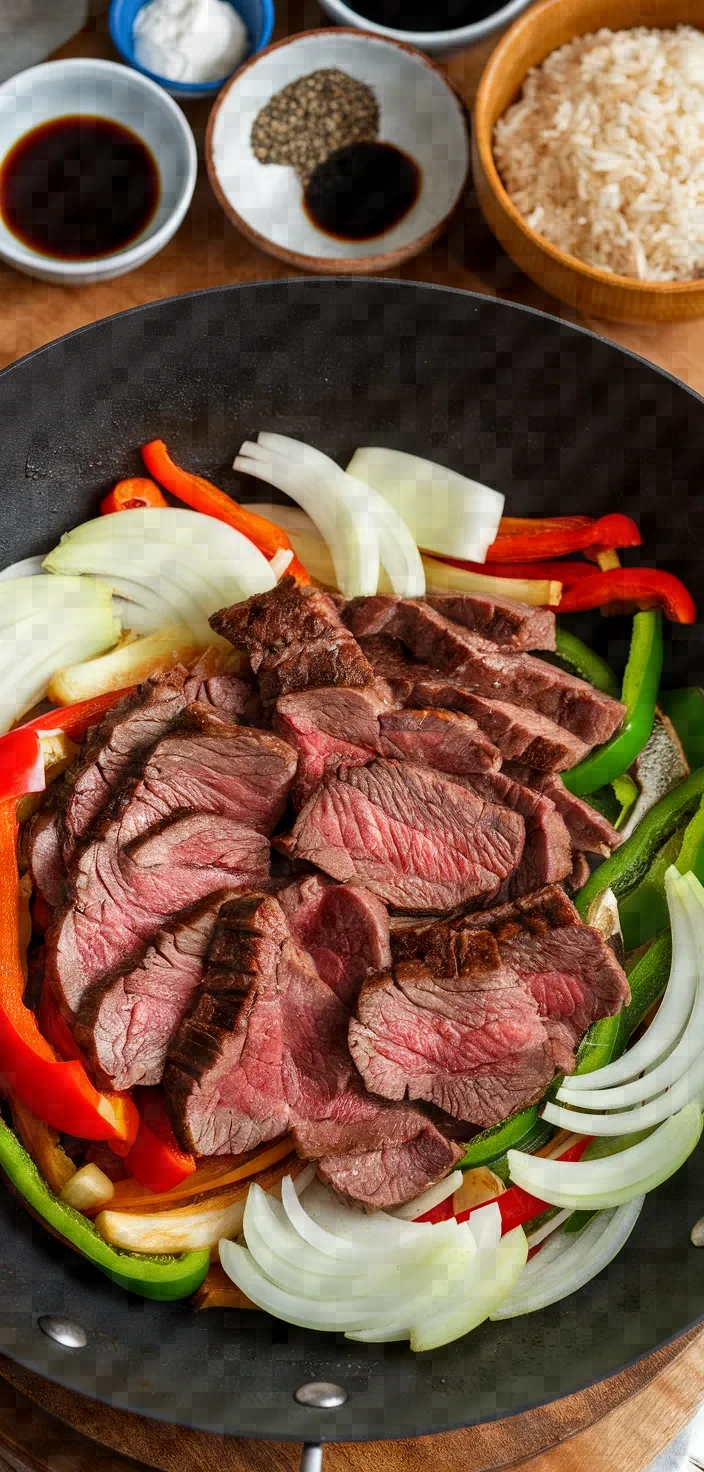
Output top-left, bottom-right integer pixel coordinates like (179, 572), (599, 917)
(123, 1088), (196, 1192)
(0, 801), (138, 1145)
(141, 440), (311, 586)
(101, 478), (168, 514)
(417, 1137), (592, 1229)
(0, 689), (137, 805)
(486, 514), (642, 563)
(559, 568), (696, 623)
(0, 726), (45, 802)
(432, 556), (601, 586)
(36, 984), (85, 1063)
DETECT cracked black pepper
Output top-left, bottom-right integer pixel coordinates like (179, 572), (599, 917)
(250, 68), (380, 185)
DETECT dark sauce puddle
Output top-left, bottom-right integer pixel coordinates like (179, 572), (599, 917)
(0, 115), (160, 261)
(303, 141), (421, 243)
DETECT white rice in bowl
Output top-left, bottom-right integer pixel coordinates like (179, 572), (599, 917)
(492, 26), (704, 282)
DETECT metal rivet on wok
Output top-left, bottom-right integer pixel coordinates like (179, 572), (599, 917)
(38, 1315), (88, 1349)
(294, 1382), (348, 1408)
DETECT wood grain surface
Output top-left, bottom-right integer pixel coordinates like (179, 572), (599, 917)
(0, 7), (703, 1469)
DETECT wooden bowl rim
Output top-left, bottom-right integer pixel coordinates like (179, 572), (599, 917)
(473, 0), (704, 300)
(204, 26), (470, 273)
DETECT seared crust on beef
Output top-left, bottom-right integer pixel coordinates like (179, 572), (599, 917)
(210, 574), (375, 702)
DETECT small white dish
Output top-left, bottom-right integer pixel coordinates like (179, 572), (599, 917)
(316, 0), (536, 56)
(206, 28), (470, 274)
(0, 58), (197, 286)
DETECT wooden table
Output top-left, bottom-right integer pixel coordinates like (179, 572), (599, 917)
(1, 7), (703, 1470)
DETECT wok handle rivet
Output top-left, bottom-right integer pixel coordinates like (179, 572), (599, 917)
(294, 1382), (348, 1408)
(38, 1315), (88, 1349)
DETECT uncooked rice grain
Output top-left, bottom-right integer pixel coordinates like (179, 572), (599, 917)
(493, 26), (704, 282)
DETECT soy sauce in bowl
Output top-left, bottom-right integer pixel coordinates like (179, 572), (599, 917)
(303, 141), (421, 242)
(0, 115), (160, 261)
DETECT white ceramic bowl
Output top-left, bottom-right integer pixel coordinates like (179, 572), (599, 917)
(0, 58), (197, 285)
(206, 29), (470, 274)
(316, 0), (536, 56)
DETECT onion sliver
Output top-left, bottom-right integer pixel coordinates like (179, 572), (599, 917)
(492, 1199), (644, 1319)
(246, 1187), (369, 1279)
(508, 1100), (703, 1210)
(411, 1226), (528, 1353)
(560, 868), (698, 1097)
(526, 1209), (572, 1248)
(256, 433), (425, 597)
(393, 1171), (463, 1220)
(0, 576), (120, 731)
(346, 446), (504, 564)
(218, 1242), (409, 1333)
(300, 1178), (438, 1251)
(234, 442), (378, 599)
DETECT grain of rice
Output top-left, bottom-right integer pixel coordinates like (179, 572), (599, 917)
(493, 26), (704, 281)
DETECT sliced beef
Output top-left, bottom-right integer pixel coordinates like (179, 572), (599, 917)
(377, 708), (501, 776)
(344, 599), (625, 746)
(312, 1116), (461, 1211)
(503, 763), (621, 855)
(275, 685), (501, 805)
(424, 593), (556, 651)
(565, 850), (591, 894)
(61, 675), (189, 860)
(210, 575), (375, 703)
(456, 770), (572, 904)
(75, 892), (238, 1092)
(26, 808), (65, 910)
(165, 892), (459, 1208)
(280, 759), (525, 912)
(183, 654), (254, 723)
(47, 814), (270, 1017)
(360, 637), (590, 772)
(460, 884), (631, 1050)
(274, 685), (391, 802)
(115, 705), (297, 844)
(348, 928), (563, 1127)
(279, 873), (390, 1007)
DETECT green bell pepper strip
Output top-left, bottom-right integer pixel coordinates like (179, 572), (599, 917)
(659, 688), (704, 771)
(0, 1117), (209, 1300)
(552, 629), (621, 700)
(564, 1209), (598, 1233)
(618, 826), (686, 951)
(562, 611), (663, 798)
(575, 764), (704, 919)
(457, 1109), (553, 1173)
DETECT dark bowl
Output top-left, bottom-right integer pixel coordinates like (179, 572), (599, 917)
(0, 278), (702, 1443)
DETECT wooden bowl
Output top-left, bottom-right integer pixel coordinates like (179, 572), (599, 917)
(472, 0), (704, 322)
(205, 28), (470, 275)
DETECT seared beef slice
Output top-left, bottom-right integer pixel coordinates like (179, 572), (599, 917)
(278, 873), (390, 1007)
(48, 814), (270, 1017)
(47, 716), (294, 1015)
(424, 593), (556, 651)
(502, 763), (621, 855)
(349, 928), (561, 1127)
(76, 892), (237, 1091)
(210, 574), (375, 702)
(165, 893), (459, 1208)
(360, 637), (590, 772)
(458, 770), (572, 903)
(467, 884), (630, 1051)
(275, 685), (501, 803)
(345, 599), (625, 746)
(281, 759), (525, 911)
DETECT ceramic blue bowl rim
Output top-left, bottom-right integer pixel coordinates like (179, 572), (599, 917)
(108, 0), (275, 96)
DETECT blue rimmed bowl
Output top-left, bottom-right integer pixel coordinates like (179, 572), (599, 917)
(109, 0), (275, 100)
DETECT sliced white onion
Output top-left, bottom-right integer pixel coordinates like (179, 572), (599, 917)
(525, 1208), (572, 1247)
(0, 576), (120, 731)
(44, 507), (275, 638)
(269, 548), (294, 580)
(507, 1099), (702, 1210)
(346, 447), (504, 564)
(257, 433), (425, 598)
(411, 1226), (528, 1353)
(560, 867), (697, 1097)
(234, 441), (378, 599)
(0, 556), (44, 582)
(392, 1170), (463, 1220)
(491, 1198), (644, 1319)
(301, 1178), (436, 1251)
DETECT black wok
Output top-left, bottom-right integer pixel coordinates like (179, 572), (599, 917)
(0, 278), (702, 1444)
